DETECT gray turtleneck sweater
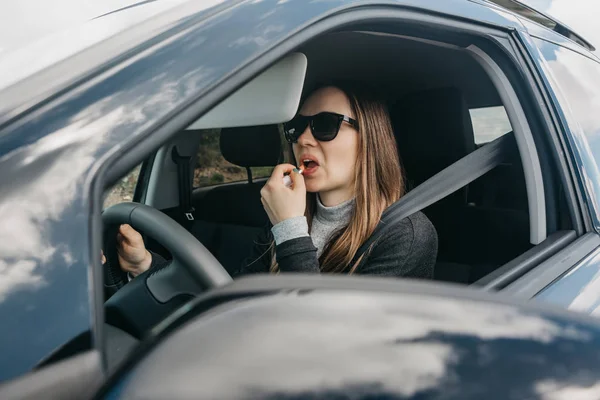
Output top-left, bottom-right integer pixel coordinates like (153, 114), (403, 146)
(271, 196), (354, 258)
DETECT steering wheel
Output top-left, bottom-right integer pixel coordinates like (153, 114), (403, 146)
(101, 202), (232, 337)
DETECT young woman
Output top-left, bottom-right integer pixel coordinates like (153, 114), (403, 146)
(112, 85), (438, 279)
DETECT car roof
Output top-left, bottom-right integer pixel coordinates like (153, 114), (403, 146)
(2, 0), (595, 93)
(0, 0), (190, 92)
(478, 0), (595, 51)
(0, 0), (524, 128)
(2, 0), (595, 117)
(1, 0), (595, 99)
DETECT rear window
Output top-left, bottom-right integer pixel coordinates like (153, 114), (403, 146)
(469, 106), (512, 144)
(194, 129), (274, 188)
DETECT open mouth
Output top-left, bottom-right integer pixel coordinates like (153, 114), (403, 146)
(299, 157), (320, 176)
(302, 159), (319, 169)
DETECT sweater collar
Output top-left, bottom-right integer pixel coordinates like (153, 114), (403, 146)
(315, 194), (355, 224)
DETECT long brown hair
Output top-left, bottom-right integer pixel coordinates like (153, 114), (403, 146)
(271, 84), (405, 273)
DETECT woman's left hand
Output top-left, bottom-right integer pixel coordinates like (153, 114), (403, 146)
(261, 163), (306, 225)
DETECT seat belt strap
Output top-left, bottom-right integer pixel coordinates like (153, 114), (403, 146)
(171, 147), (195, 225)
(355, 133), (513, 260)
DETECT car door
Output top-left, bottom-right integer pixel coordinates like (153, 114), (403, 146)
(496, 25), (600, 312)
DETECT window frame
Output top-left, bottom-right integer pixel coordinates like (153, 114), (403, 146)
(141, 25), (573, 289)
(134, 152), (158, 204)
(108, 14), (569, 275)
(460, 32), (591, 291)
(492, 33), (600, 300)
(511, 32), (588, 235)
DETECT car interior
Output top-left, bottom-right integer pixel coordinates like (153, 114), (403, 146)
(95, 28), (575, 365)
(128, 31), (537, 285)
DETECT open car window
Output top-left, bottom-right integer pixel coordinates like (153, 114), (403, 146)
(139, 30), (548, 290)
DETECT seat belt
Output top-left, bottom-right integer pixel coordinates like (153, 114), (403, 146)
(355, 133), (513, 260)
(171, 146), (195, 229)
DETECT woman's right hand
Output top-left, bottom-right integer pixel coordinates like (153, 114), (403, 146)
(115, 224), (152, 277)
(260, 164), (306, 225)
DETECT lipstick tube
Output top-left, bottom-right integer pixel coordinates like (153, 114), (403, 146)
(283, 167), (303, 187)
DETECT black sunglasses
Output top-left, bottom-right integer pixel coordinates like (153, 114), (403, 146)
(283, 112), (358, 143)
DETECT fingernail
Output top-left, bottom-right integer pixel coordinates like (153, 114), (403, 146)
(293, 168), (300, 173)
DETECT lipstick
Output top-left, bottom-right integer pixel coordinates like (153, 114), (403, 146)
(283, 166), (304, 187)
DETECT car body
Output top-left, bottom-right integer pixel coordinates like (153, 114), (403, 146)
(102, 277), (600, 400)
(2, 0), (600, 398)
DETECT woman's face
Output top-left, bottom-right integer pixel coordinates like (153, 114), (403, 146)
(292, 87), (359, 205)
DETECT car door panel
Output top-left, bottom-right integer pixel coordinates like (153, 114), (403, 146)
(0, 351), (103, 400)
(503, 233), (600, 300)
(535, 243), (600, 314)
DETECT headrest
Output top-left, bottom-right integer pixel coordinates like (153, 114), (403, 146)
(391, 87), (475, 187)
(220, 125), (282, 167)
